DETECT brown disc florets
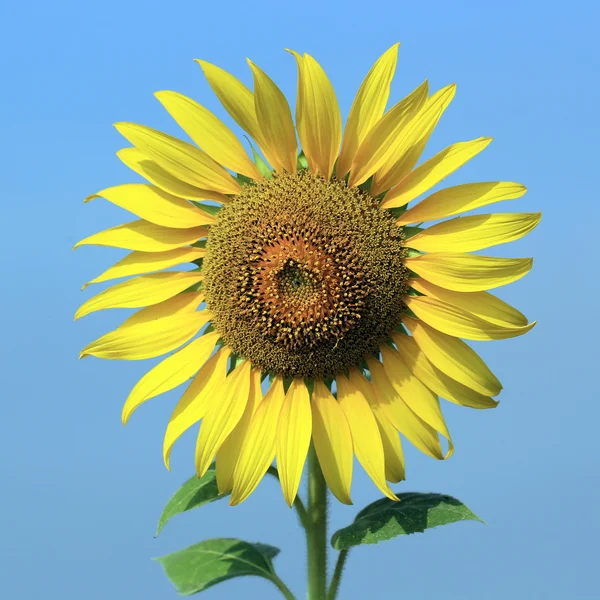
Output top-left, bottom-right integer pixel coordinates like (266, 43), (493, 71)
(203, 171), (410, 379)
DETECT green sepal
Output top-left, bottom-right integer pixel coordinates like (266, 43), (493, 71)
(155, 465), (227, 537)
(387, 205), (408, 218)
(394, 322), (409, 335)
(304, 379), (315, 397)
(245, 136), (272, 178)
(331, 492), (484, 550)
(402, 225), (424, 239)
(184, 280), (204, 293)
(283, 377), (294, 394)
(156, 538), (283, 596)
(236, 172), (254, 186)
(228, 353), (245, 374)
(192, 202), (222, 217)
(405, 249), (422, 258)
(358, 175), (373, 194)
(297, 150), (309, 170)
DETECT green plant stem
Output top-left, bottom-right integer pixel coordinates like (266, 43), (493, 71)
(270, 573), (297, 600)
(306, 446), (328, 600)
(327, 549), (349, 600)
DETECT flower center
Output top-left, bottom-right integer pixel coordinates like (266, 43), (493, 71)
(203, 171), (409, 379)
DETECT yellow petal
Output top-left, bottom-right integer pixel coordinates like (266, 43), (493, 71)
(82, 247), (205, 290)
(117, 147), (230, 203)
(310, 380), (353, 505)
(85, 184), (216, 229)
(337, 372), (397, 500)
(409, 277), (528, 327)
(381, 137), (492, 209)
(405, 295), (536, 340)
(403, 316), (502, 396)
(392, 333), (497, 409)
(367, 358), (444, 459)
(114, 122), (241, 195)
(336, 43), (399, 179)
(276, 379), (312, 507)
(405, 252), (533, 292)
(74, 219), (207, 253)
(80, 310), (211, 360)
(247, 60), (297, 173)
(216, 369), (264, 494)
(409, 212), (541, 253)
(287, 51), (341, 180)
(195, 59), (266, 150)
(379, 346), (454, 458)
(372, 84), (456, 196)
(163, 347), (232, 469)
(155, 91), (261, 180)
(356, 369), (406, 482)
(230, 376), (286, 505)
(396, 182), (527, 225)
(372, 408), (405, 483)
(122, 292), (204, 327)
(122, 331), (220, 424)
(195, 360), (253, 478)
(75, 271), (203, 320)
(348, 80), (428, 187)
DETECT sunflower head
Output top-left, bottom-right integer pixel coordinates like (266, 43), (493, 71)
(204, 170), (409, 380)
(76, 43), (539, 508)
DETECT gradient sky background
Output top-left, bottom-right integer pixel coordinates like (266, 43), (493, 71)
(1, 0), (599, 598)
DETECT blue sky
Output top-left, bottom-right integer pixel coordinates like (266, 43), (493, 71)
(1, 0), (599, 598)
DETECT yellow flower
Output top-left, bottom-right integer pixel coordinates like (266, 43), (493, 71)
(76, 44), (539, 507)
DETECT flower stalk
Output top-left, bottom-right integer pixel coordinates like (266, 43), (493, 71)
(306, 445), (328, 600)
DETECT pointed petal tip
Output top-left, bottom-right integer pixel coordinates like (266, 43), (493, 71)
(337, 494), (353, 506)
(229, 494), (242, 507)
(387, 490), (400, 502)
(84, 193), (98, 204)
(162, 448), (172, 471)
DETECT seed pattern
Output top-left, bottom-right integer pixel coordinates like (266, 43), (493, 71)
(204, 171), (409, 379)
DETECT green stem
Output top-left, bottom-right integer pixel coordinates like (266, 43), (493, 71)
(327, 549), (349, 600)
(307, 446), (328, 600)
(270, 573), (297, 600)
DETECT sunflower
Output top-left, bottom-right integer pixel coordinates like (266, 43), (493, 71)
(76, 44), (539, 507)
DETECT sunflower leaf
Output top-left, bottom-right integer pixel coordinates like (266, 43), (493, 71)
(156, 538), (282, 596)
(331, 492), (483, 550)
(156, 465), (228, 536)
